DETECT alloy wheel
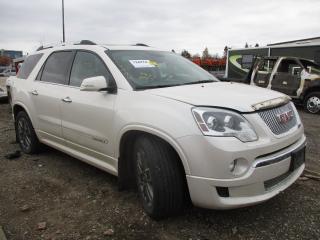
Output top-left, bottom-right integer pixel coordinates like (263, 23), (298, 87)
(17, 117), (32, 151)
(136, 150), (154, 207)
(307, 96), (320, 113)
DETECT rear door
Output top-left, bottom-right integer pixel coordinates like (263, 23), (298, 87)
(31, 51), (75, 141)
(271, 58), (302, 96)
(60, 50), (117, 164)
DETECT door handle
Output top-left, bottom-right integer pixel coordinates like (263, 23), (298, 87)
(62, 97), (72, 103)
(31, 90), (38, 96)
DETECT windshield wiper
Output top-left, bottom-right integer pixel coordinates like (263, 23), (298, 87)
(135, 83), (183, 90)
(179, 79), (216, 86)
(135, 80), (216, 90)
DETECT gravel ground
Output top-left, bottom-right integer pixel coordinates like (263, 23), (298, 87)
(0, 100), (319, 240)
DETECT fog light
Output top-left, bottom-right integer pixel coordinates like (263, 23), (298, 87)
(229, 158), (249, 176)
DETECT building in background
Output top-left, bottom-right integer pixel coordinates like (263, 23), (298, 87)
(0, 49), (23, 59)
(0, 49), (23, 72)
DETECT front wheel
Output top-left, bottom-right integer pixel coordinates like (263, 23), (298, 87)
(133, 135), (187, 219)
(304, 91), (320, 114)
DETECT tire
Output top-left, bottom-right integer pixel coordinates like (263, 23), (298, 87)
(15, 111), (41, 154)
(303, 91), (320, 114)
(133, 135), (187, 219)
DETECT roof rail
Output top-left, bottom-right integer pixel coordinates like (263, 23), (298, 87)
(75, 40), (96, 45)
(134, 43), (149, 47)
(36, 45), (53, 51)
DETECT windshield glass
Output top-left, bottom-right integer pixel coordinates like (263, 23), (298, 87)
(106, 50), (217, 89)
(300, 59), (320, 75)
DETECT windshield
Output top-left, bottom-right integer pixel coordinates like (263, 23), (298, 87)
(106, 50), (218, 89)
(300, 59), (320, 75)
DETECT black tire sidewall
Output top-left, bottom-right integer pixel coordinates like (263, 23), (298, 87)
(133, 135), (186, 219)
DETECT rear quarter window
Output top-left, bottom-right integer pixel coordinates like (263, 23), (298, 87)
(17, 53), (43, 79)
(40, 51), (74, 85)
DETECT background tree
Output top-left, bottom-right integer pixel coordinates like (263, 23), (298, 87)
(181, 49), (191, 58)
(255, 43), (259, 47)
(202, 47), (211, 59)
(245, 42), (249, 48)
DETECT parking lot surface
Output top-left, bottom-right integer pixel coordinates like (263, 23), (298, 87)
(0, 101), (319, 240)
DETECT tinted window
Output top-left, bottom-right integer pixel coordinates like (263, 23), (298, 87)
(17, 54), (43, 79)
(41, 51), (74, 85)
(69, 51), (111, 87)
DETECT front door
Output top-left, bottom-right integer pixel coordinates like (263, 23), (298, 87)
(60, 51), (117, 165)
(271, 58), (302, 97)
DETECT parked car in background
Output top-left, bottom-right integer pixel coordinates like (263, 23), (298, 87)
(0, 86), (7, 100)
(0, 68), (16, 77)
(9, 41), (306, 219)
(242, 57), (320, 114)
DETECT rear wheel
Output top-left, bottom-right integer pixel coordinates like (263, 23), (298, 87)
(16, 111), (40, 154)
(304, 91), (320, 114)
(133, 135), (187, 219)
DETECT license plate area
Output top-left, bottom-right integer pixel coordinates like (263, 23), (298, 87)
(289, 146), (305, 171)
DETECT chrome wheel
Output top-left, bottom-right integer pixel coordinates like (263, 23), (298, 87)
(17, 117), (32, 151)
(307, 96), (320, 113)
(136, 150), (154, 207)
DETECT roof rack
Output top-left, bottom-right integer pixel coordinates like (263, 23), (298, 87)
(134, 43), (149, 47)
(36, 40), (97, 51)
(36, 45), (55, 51)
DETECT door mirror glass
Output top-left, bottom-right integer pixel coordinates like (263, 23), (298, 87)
(80, 76), (107, 91)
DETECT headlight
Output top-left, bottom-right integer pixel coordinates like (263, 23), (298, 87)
(192, 107), (258, 142)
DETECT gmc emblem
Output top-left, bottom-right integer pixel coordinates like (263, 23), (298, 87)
(276, 110), (294, 124)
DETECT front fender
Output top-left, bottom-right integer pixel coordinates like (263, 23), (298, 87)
(116, 124), (191, 175)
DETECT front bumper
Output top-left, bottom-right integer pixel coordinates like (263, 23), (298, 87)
(177, 111), (306, 209)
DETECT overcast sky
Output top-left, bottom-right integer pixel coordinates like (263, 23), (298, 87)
(0, 0), (319, 56)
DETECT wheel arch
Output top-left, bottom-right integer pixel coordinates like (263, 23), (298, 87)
(117, 125), (191, 190)
(12, 102), (38, 133)
(13, 102), (32, 121)
(303, 86), (320, 99)
(302, 79), (320, 100)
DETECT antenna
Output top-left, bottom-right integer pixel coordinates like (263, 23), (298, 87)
(62, 0), (65, 42)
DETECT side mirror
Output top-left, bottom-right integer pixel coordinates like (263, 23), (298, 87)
(80, 76), (108, 91)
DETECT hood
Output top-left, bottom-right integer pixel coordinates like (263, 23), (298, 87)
(147, 82), (286, 112)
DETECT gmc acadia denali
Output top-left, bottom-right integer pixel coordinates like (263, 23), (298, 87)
(8, 41), (306, 219)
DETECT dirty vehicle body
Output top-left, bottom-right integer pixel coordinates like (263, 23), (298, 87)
(248, 56), (320, 114)
(9, 42), (306, 218)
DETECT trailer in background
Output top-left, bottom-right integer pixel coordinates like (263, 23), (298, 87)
(225, 37), (320, 81)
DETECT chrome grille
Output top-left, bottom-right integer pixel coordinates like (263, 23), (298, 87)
(258, 102), (297, 135)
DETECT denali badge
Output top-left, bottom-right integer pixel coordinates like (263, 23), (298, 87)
(277, 110), (294, 124)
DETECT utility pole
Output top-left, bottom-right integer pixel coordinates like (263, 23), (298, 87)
(62, 0), (65, 42)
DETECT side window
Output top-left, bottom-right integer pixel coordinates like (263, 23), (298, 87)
(277, 59), (300, 75)
(41, 51), (74, 85)
(17, 53), (43, 79)
(69, 51), (111, 87)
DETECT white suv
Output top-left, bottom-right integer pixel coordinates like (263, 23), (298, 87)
(9, 41), (306, 219)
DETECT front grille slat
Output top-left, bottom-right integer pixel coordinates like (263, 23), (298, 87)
(258, 102), (297, 135)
